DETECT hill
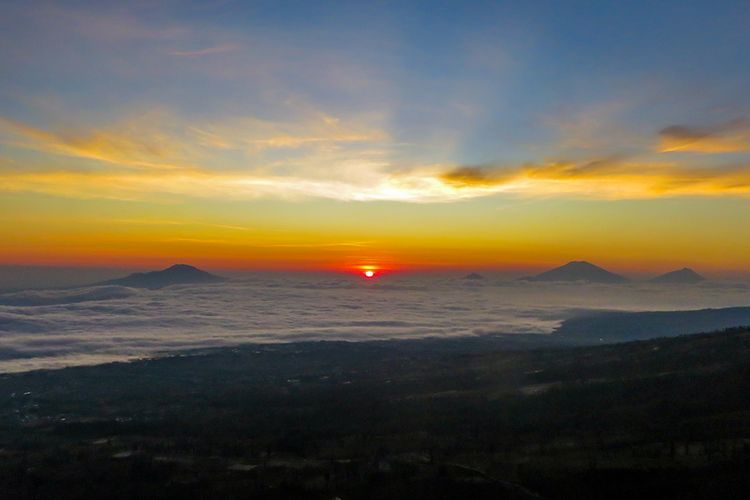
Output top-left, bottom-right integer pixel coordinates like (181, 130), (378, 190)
(100, 264), (225, 289)
(2, 328), (750, 498)
(522, 261), (627, 283)
(556, 305), (750, 343)
(650, 267), (706, 283)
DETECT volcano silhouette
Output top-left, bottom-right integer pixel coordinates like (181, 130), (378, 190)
(100, 264), (226, 289)
(522, 261), (627, 283)
(650, 268), (705, 284)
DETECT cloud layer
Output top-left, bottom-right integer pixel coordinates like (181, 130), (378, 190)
(1, 275), (749, 373)
(3, 110), (750, 203)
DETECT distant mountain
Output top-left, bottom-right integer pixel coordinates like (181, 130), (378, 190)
(522, 261), (628, 283)
(650, 267), (706, 284)
(101, 264), (226, 289)
(463, 273), (484, 280)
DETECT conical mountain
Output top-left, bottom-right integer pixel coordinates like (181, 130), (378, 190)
(100, 264), (226, 289)
(650, 267), (705, 284)
(523, 261), (628, 283)
(463, 273), (485, 280)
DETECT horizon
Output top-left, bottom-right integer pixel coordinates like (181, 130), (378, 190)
(3, 261), (750, 374)
(2, 1), (750, 273)
(3, 260), (750, 292)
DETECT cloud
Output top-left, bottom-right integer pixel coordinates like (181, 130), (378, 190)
(439, 166), (515, 187)
(438, 158), (750, 199)
(0, 110), (386, 173)
(0, 277), (747, 373)
(3, 155), (750, 203)
(0, 286), (136, 307)
(543, 101), (646, 154)
(188, 113), (387, 152)
(0, 114), (192, 170)
(3, 108), (750, 203)
(0, 169), (391, 202)
(658, 119), (750, 153)
(0, 108), (404, 201)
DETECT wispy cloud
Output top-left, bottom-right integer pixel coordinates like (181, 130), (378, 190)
(188, 113), (387, 152)
(658, 119), (750, 153)
(543, 101), (645, 154)
(0, 114), (192, 170)
(3, 104), (750, 203)
(3, 156), (750, 203)
(109, 219), (255, 232)
(0, 109), (387, 175)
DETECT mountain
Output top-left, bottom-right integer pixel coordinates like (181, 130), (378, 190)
(101, 264), (226, 289)
(650, 267), (706, 284)
(522, 261), (627, 283)
(463, 272), (485, 280)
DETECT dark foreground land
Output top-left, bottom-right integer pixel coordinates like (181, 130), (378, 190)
(2, 329), (750, 499)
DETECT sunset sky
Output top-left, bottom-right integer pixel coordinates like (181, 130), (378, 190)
(2, 1), (750, 274)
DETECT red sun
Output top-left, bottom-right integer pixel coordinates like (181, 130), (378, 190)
(363, 270), (375, 278)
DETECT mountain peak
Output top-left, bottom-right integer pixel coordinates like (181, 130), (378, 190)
(463, 272), (485, 280)
(163, 264), (205, 274)
(650, 267), (706, 284)
(564, 260), (599, 269)
(522, 261), (628, 283)
(100, 264), (226, 289)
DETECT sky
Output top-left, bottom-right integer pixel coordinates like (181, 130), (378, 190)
(2, 0), (750, 274)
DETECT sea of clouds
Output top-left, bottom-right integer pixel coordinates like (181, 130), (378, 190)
(1, 273), (749, 372)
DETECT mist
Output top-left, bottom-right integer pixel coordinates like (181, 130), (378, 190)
(1, 272), (748, 372)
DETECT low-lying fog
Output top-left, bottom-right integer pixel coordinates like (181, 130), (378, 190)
(1, 272), (749, 372)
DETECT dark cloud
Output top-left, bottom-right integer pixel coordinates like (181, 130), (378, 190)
(439, 157), (628, 187)
(659, 119), (750, 153)
(436, 156), (750, 198)
(439, 166), (508, 187)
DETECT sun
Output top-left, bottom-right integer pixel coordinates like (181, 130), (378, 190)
(357, 264), (381, 279)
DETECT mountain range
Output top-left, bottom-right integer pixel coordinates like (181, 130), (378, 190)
(522, 261), (708, 284)
(95, 262), (708, 288)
